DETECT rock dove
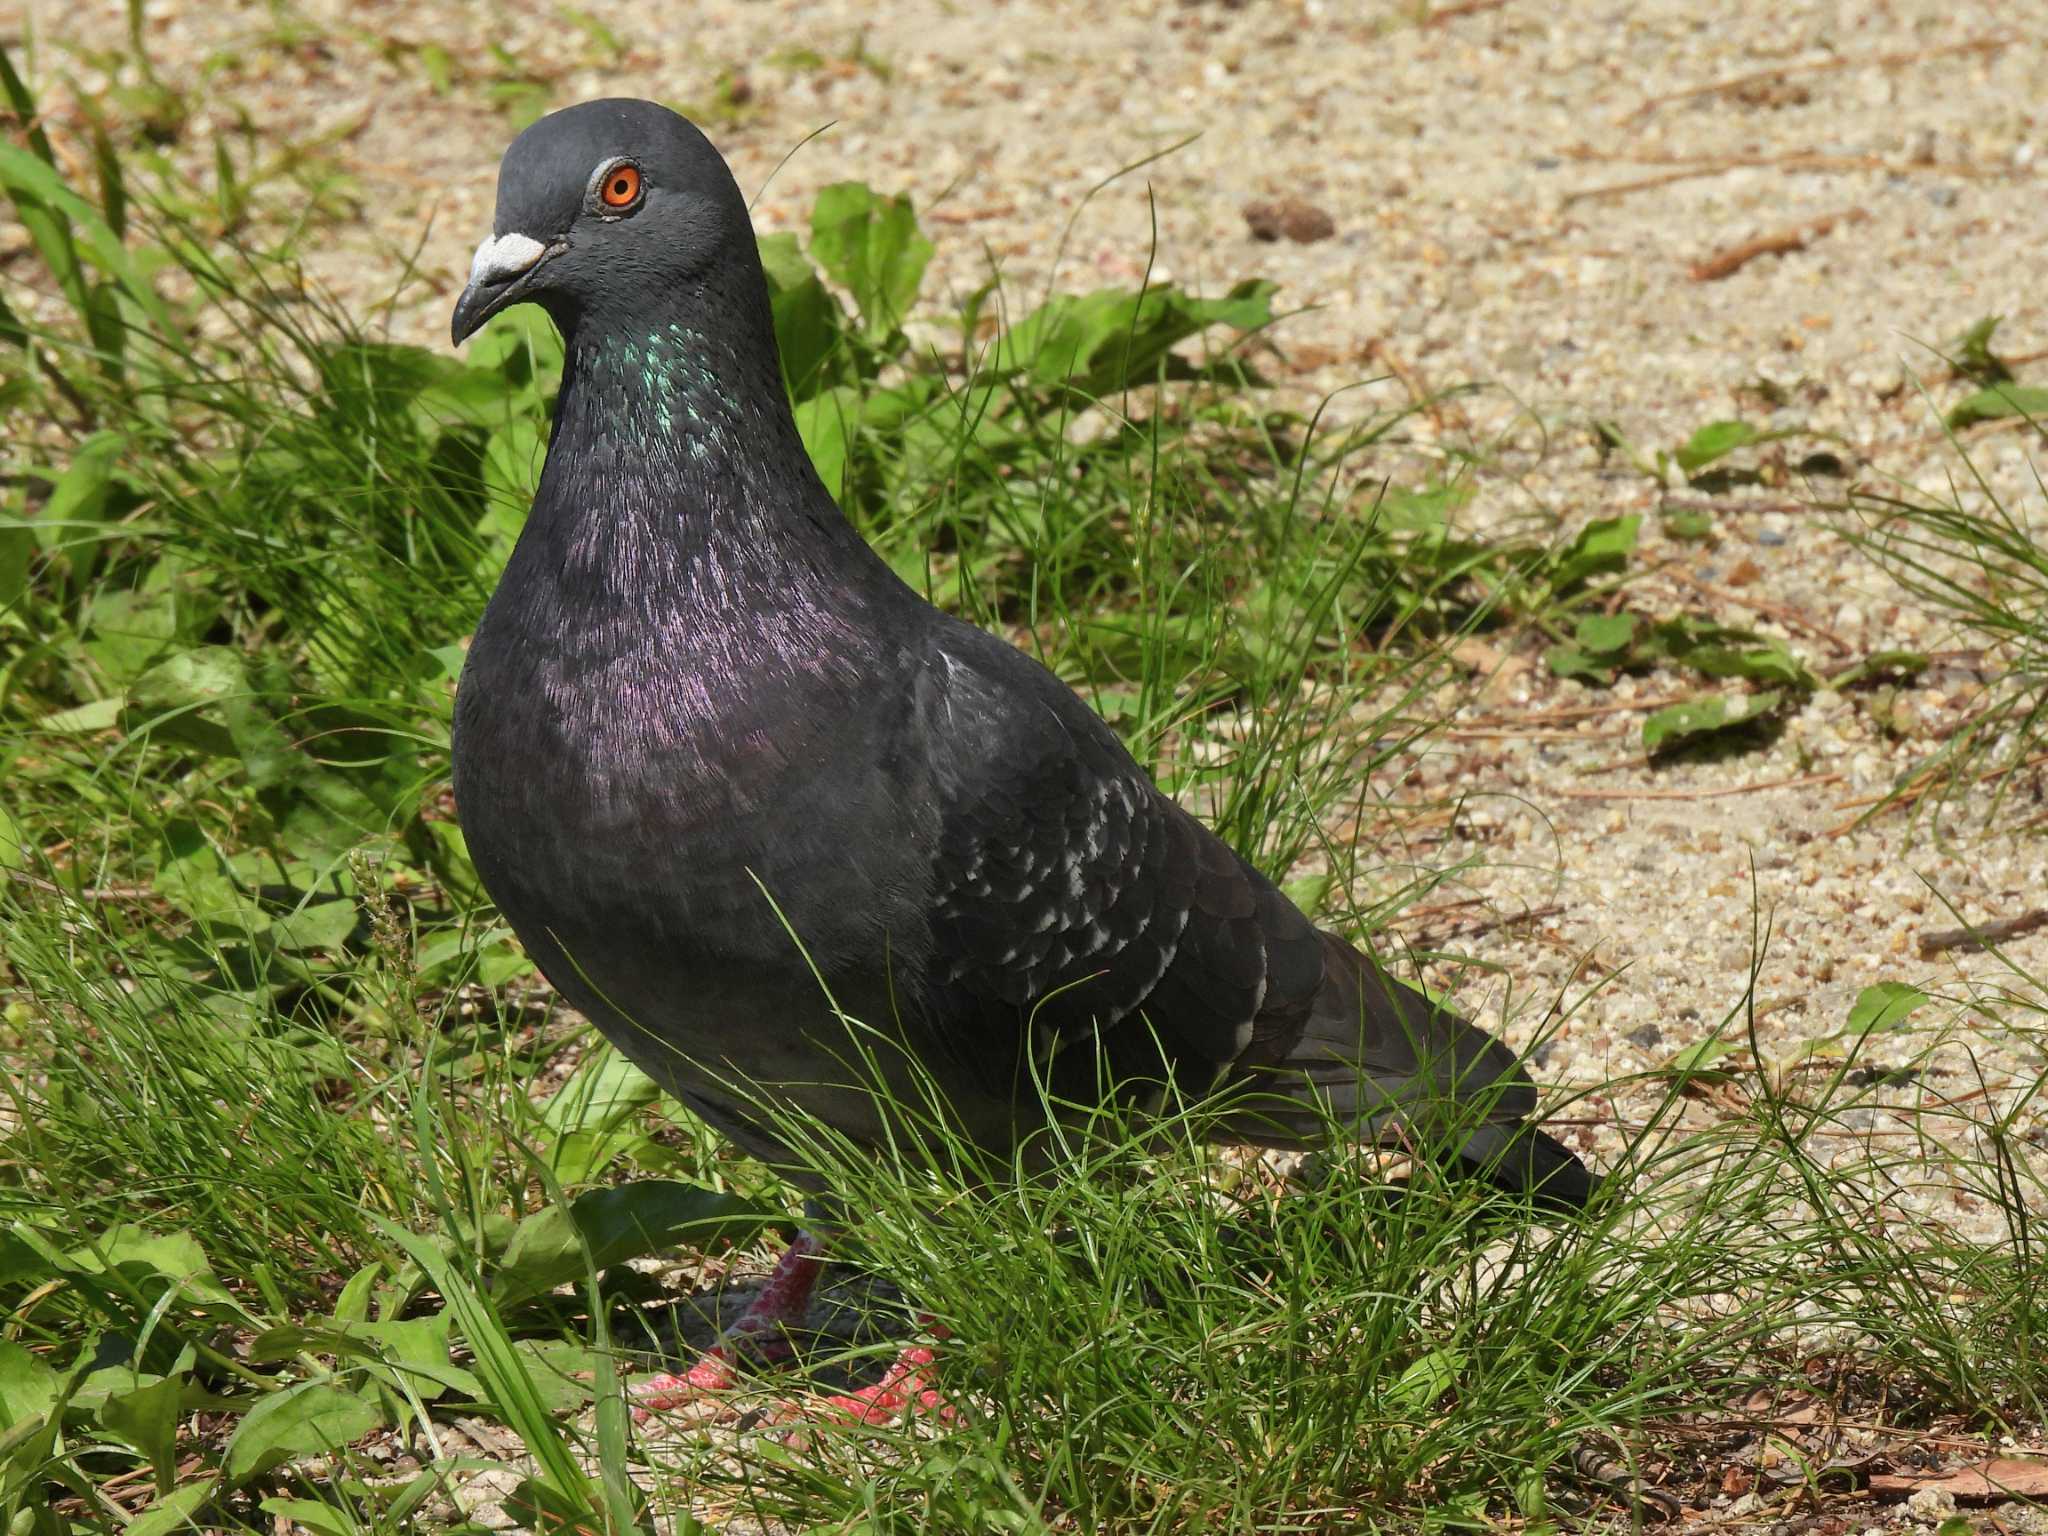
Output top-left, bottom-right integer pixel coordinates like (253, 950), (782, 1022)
(450, 100), (1595, 1413)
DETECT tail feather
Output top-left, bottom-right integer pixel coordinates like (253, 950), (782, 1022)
(1454, 1122), (1599, 1213)
(1226, 929), (1597, 1211)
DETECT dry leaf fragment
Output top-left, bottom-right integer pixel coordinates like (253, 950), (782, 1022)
(1869, 1458), (2048, 1504)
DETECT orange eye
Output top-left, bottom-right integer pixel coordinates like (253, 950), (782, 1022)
(600, 164), (641, 209)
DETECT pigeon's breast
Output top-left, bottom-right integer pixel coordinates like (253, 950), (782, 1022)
(453, 579), (937, 994)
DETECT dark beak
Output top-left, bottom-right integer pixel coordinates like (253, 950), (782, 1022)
(451, 232), (556, 346)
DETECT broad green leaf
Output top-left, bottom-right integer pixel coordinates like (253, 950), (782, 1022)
(1642, 689), (1782, 751)
(794, 384), (863, 502)
(1673, 419), (1759, 473)
(483, 417), (547, 506)
(127, 1479), (222, 1536)
(464, 308), (565, 394)
(67, 1224), (232, 1306)
(128, 646), (244, 711)
(759, 231), (846, 396)
(495, 1181), (777, 1307)
(541, 1044), (661, 1136)
(540, 1044), (661, 1184)
(0, 800), (23, 871)
(1545, 645), (1614, 686)
(1281, 873), (1331, 920)
(1387, 1347), (1463, 1412)
(266, 899), (359, 954)
(1548, 514), (1640, 591)
(514, 1338), (603, 1415)
(0, 1340), (58, 1425)
(808, 182), (933, 341)
(1947, 383), (2048, 429)
(1002, 281), (1276, 398)
(1846, 981), (1930, 1036)
(250, 1313), (474, 1403)
(1574, 613), (1636, 655)
(1663, 505), (1713, 540)
(40, 430), (125, 529)
(1663, 1038), (1739, 1079)
(82, 581), (188, 686)
(1683, 640), (1816, 690)
(96, 1373), (183, 1493)
(224, 1380), (383, 1484)
(0, 514), (31, 611)
(333, 1262), (382, 1327)
(1952, 313), (2005, 379)
(1376, 482), (1471, 532)
(258, 1499), (364, 1536)
(127, 647), (295, 787)
(1827, 649), (1928, 689)
(36, 696), (123, 734)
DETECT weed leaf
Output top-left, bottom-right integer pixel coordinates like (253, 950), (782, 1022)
(224, 1380), (383, 1484)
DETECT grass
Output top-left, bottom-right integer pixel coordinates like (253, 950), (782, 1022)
(3, 33), (2047, 1536)
(1845, 416), (2048, 832)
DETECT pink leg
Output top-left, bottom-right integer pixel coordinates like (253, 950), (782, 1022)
(793, 1318), (957, 1428)
(631, 1231), (827, 1417)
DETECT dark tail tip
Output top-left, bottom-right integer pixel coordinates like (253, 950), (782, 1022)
(1460, 1124), (1600, 1213)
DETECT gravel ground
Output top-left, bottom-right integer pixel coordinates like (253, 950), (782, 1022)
(16, 0), (2048, 1528)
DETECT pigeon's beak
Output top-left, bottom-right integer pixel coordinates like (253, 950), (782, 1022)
(451, 231), (557, 345)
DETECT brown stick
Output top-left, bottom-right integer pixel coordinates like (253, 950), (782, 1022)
(1562, 149), (2028, 206)
(1443, 727), (1632, 742)
(1548, 769), (1844, 802)
(1624, 36), (2014, 123)
(1406, 902), (1566, 945)
(1918, 909), (2048, 955)
(1690, 208), (1869, 282)
(5, 869), (157, 904)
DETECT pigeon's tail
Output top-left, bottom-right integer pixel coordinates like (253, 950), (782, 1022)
(1450, 1121), (1599, 1213)
(1222, 930), (1597, 1213)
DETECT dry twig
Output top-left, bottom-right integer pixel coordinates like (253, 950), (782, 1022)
(1624, 36), (2014, 123)
(1561, 147), (2029, 206)
(1690, 207), (1868, 282)
(1549, 769), (1843, 802)
(1918, 909), (2048, 955)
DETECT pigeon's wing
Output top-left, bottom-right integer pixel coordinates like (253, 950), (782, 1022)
(912, 624), (1326, 1088)
(909, 624), (1594, 1205)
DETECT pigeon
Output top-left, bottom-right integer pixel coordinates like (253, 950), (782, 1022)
(450, 100), (1595, 1418)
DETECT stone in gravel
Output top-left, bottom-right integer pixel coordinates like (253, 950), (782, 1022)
(1243, 197), (1336, 243)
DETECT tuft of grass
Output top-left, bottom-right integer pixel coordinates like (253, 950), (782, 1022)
(1845, 411), (2048, 831)
(625, 959), (2048, 1532)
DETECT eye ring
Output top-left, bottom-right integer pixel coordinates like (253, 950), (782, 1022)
(596, 161), (643, 212)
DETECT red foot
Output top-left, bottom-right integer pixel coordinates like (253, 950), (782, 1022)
(810, 1341), (953, 1425)
(627, 1239), (959, 1432)
(789, 1321), (957, 1429)
(630, 1231), (826, 1421)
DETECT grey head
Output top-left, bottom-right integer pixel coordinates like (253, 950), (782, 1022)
(451, 99), (754, 347)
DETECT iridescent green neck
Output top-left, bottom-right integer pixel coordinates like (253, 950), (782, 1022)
(573, 321), (750, 464)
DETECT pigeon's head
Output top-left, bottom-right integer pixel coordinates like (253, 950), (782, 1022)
(452, 99), (752, 346)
